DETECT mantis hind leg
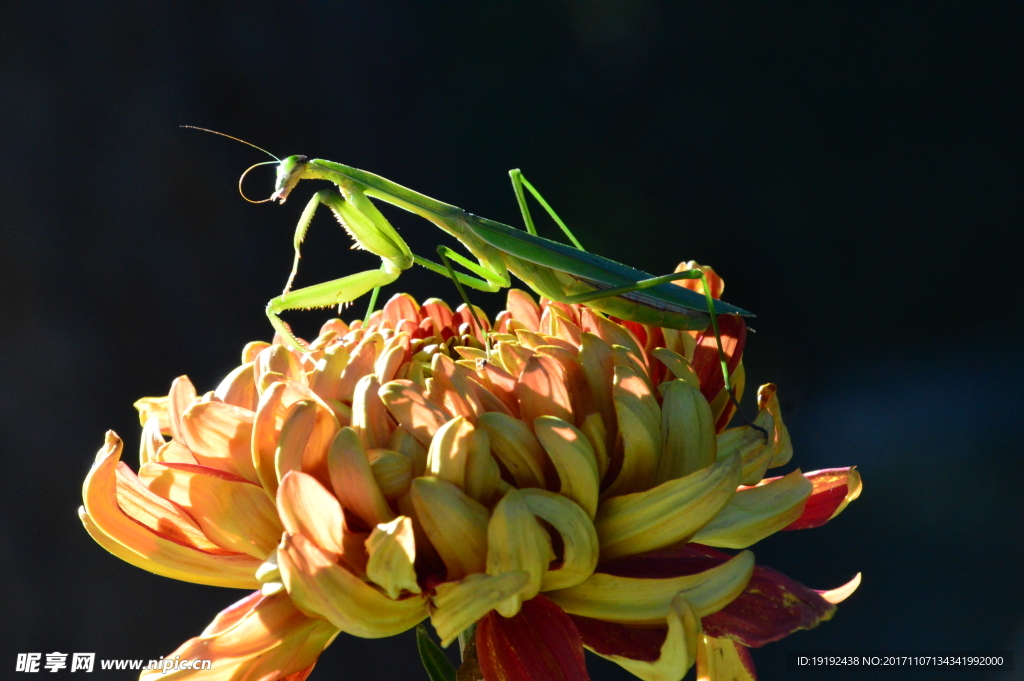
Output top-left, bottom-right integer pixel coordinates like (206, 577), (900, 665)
(562, 269), (767, 439)
(509, 169), (586, 250)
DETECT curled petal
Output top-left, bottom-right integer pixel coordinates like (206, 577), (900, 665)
(817, 572), (862, 604)
(277, 471), (349, 561)
(534, 416), (600, 519)
(692, 470), (813, 549)
(577, 333), (617, 452)
(783, 467), (862, 531)
(431, 571), (531, 647)
(476, 594), (590, 681)
(432, 353), (486, 423)
(410, 477), (489, 580)
(278, 532), (427, 638)
(546, 550), (753, 625)
(81, 432), (260, 589)
(168, 376), (197, 443)
(757, 383), (792, 468)
(717, 423), (773, 487)
(486, 490), (555, 616)
(595, 453), (741, 561)
(691, 315), (745, 407)
(655, 380), (717, 483)
(366, 516), (421, 599)
(603, 365), (661, 498)
(382, 293), (422, 329)
(478, 412), (548, 489)
(138, 590), (338, 681)
(337, 335), (380, 403)
(368, 448), (414, 500)
(519, 489), (599, 591)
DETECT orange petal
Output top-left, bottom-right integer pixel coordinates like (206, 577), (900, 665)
(674, 261), (725, 299)
(81, 432), (260, 588)
(382, 292), (422, 329)
(422, 298), (456, 336)
(379, 380), (452, 447)
(507, 289), (542, 332)
(179, 400), (258, 483)
(535, 346), (596, 427)
(139, 461), (282, 559)
(277, 470), (365, 572)
(431, 353), (485, 423)
(328, 427), (396, 529)
(337, 334), (380, 403)
(138, 590), (338, 681)
(214, 362), (258, 412)
(308, 344), (351, 403)
(518, 355), (573, 428)
(168, 375), (197, 444)
(351, 375), (394, 449)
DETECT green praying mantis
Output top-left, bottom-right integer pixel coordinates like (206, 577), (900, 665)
(186, 127), (757, 425)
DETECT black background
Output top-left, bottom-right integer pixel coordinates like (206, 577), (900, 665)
(2, 3), (1022, 680)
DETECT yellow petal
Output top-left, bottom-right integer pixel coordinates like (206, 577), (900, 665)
(757, 383), (793, 468)
(179, 400), (258, 483)
(655, 380), (717, 483)
(409, 477), (489, 580)
(534, 416), (600, 519)
(278, 532), (427, 638)
(518, 488), (598, 591)
(379, 379), (452, 447)
(430, 571), (531, 647)
(134, 395), (170, 433)
(368, 448), (414, 500)
(650, 348), (701, 390)
(366, 516), (421, 599)
(426, 415), (474, 489)
(578, 332), (617, 450)
(308, 343), (351, 402)
(465, 429), (501, 505)
(138, 462), (282, 559)
(327, 427), (396, 528)
(596, 452), (741, 561)
(546, 550), (754, 625)
(81, 432), (260, 589)
(693, 470), (813, 548)
(603, 364), (661, 498)
(716, 421), (774, 486)
(486, 490), (554, 616)
(595, 595), (700, 681)
(696, 635), (756, 681)
(477, 412), (548, 488)
(497, 340), (535, 378)
(138, 590), (338, 681)
(275, 399), (318, 482)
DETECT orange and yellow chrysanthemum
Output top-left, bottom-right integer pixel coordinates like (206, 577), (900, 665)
(81, 264), (860, 681)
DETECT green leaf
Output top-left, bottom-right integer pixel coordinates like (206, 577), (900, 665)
(416, 623), (457, 681)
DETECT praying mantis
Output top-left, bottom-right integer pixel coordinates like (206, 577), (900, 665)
(186, 128), (755, 416)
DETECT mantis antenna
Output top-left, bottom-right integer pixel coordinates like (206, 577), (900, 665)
(180, 125), (280, 203)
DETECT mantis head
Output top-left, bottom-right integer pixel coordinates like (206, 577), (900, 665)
(271, 155), (309, 204)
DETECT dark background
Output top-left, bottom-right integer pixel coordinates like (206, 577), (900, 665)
(2, 2), (1022, 680)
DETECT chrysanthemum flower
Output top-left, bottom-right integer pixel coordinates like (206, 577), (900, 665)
(81, 264), (861, 681)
